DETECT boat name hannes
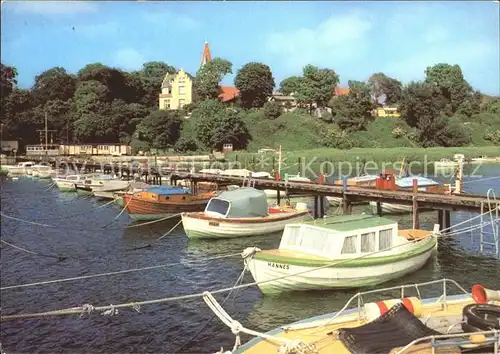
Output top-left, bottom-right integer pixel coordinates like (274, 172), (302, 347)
(267, 262), (290, 270)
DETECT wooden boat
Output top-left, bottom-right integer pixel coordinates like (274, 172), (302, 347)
(243, 214), (438, 294)
(112, 182), (150, 206)
(209, 278), (500, 354)
(123, 186), (216, 221)
(181, 188), (310, 239)
(370, 171), (452, 215)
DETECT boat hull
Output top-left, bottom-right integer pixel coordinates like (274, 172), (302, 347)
(370, 201), (412, 214)
(123, 194), (210, 221)
(75, 185), (93, 196)
(54, 180), (77, 192)
(246, 236), (436, 294)
(93, 191), (116, 200)
(182, 211), (310, 239)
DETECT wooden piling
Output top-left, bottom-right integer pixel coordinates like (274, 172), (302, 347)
(319, 196), (325, 218)
(376, 201), (382, 216)
(412, 178), (419, 229)
(313, 196), (319, 219)
(438, 210), (444, 231)
(444, 210), (451, 231)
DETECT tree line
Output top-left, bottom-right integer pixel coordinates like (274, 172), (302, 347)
(1, 59), (499, 154)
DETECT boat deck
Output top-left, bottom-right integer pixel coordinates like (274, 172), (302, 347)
(239, 300), (476, 354)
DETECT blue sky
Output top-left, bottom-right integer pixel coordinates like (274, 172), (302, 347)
(1, 1), (499, 95)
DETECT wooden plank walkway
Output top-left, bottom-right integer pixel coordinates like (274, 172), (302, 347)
(169, 172), (500, 213)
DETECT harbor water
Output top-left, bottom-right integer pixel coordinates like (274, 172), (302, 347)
(1, 164), (500, 353)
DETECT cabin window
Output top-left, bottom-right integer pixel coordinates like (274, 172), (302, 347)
(282, 226), (301, 247)
(206, 199), (230, 216)
(341, 235), (357, 254)
(379, 229), (393, 250)
(361, 232), (376, 253)
(298, 229), (329, 251)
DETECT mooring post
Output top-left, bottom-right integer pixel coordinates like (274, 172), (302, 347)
(412, 178), (419, 229)
(319, 195), (325, 218)
(376, 201), (382, 216)
(438, 210), (444, 231)
(444, 210), (451, 231)
(313, 195), (319, 219)
(342, 176), (351, 214)
(276, 187), (281, 206)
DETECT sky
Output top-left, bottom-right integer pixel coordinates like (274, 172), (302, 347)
(1, 1), (499, 95)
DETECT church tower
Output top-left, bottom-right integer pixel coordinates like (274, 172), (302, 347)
(200, 41), (212, 68)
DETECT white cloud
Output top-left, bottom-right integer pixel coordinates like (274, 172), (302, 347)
(113, 48), (145, 70)
(386, 40), (497, 85)
(265, 13), (372, 72)
(6, 0), (98, 15)
(143, 11), (199, 31)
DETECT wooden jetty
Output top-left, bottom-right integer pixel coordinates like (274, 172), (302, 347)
(169, 172), (500, 231)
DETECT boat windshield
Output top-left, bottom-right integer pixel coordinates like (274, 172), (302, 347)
(205, 198), (230, 217)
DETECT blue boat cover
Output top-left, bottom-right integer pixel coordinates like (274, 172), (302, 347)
(146, 186), (192, 195)
(396, 176), (439, 188)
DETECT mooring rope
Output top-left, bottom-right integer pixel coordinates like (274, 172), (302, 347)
(463, 175), (500, 184)
(0, 216), (483, 322)
(0, 212), (182, 232)
(1, 207), (498, 322)
(101, 194), (133, 228)
(129, 219), (183, 251)
(0, 240), (67, 261)
(174, 264), (248, 352)
(0, 252), (242, 291)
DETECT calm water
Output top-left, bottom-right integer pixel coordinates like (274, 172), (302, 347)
(1, 164), (500, 353)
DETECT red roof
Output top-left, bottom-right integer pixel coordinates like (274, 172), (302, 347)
(334, 86), (350, 96)
(219, 86), (239, 102)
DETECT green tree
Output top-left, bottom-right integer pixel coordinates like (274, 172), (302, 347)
(295, 65), (339, 110)
(398, 81), (469, 147)
(71, 80), (113, 142)
(108, 100), (150, 143)
(1, 88), (37, 142)
(174, 136), (198, 152)
(194, 58), (232, 100)
(77, 63), (129, 102)
(330, 80), (374, 132)
(192, 100), (250, 149)
(234, 62), (275, 108)
(263, 101), (282, 119)
(1, 63), (18, 98)
(279, 76), (301, 95)
(424, 63), (476, 114)
(131, 61), (177, 107)
(32, 67), (76, 104)
(367, 72), (402, 105)
(135, 110), (183, 149)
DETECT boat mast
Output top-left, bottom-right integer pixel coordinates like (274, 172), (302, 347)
(45, 111), (48, 156)
(278, 145), (282, 177)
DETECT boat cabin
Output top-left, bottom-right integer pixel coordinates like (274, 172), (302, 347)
(278, 215), (403, 259)
(134, 186), (192, 202)
(375, 171), (442, 192)
(204, 187), (268, 218)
